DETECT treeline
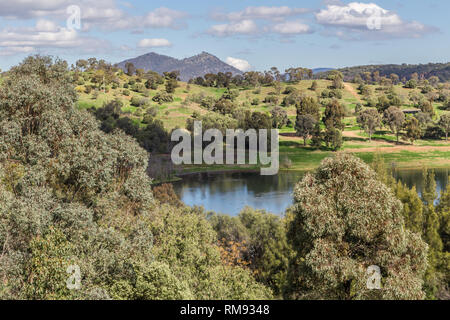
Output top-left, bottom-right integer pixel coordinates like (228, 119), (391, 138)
(189, 67), (313, 88)
(334, 62), (450, 82)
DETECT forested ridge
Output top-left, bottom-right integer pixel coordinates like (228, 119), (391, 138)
(0, 56), (448, 300)
(335, 62), (450, 82)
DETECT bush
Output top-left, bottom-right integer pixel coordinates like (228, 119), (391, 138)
(152, 91), (174, 104)
(131, 96), (148, 107)
(283, 86), (298, 95)
(263, 95), (279, 105)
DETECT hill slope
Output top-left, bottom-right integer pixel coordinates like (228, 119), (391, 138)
(117, 52), (243, 81)
(336, 62), (450, 82)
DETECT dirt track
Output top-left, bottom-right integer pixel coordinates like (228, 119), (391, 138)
(344, 83), (363, 103)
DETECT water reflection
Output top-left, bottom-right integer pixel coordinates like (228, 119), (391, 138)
(173, 169), (449, 216)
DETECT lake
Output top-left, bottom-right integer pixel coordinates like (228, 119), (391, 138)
(173, 168), (450, 216)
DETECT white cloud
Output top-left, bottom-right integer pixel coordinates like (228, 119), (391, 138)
(315, 2), (437, 40)
(226, 57), (251, 72)
(142, 7), (188, 29)
(316, 3), (399, 28)
(137, 38), (172, 48)
(0, 19), (110, 56)
(208, 20), (258, 37)
(0, 2), (189, 31)
(213, 6), (309, 22)
(271, 21), (311, 35)
(208, 6), (313, 38)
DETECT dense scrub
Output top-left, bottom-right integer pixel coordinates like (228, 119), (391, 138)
(0, 56), (271, 300)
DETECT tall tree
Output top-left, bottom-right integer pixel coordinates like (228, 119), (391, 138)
(438, 114), (450, 141)
(271, 106), (288, 129)
(383, 106), (405, 143)
(404, 117), (422, 145)
(295, 114), (317, 146)
(296, 97), (320, 120)
(125, 62), (136, 76)
(286, 153), (428, 300)
(323, 99), (345, 131)
(357, 109), (381, 142)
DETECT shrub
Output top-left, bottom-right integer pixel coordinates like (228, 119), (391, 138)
(131, 96), (148, 107)
(152, 91), (174, 104)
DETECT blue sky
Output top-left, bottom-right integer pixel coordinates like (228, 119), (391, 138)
(0, 0), (448, 71)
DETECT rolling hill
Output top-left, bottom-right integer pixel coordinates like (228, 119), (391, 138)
(335, 62), (450, 82)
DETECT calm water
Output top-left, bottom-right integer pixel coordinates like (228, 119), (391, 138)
(173, 169), (450, 216)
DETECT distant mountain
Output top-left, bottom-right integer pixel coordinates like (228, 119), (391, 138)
(312, 68), (334, 75)
(337, 63), (450, 82)
(116, 52), (243, 82)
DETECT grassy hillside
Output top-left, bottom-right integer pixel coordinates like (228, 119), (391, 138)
(335, 62), (450, 82)
(74, 73), (450, 171)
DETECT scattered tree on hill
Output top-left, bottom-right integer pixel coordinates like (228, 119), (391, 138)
(403, 117), (422, 145)
(295, 114), (317, 146)
(357, 109), (381, 142)
(327, 70), (344, 89)
(125, 62), (136, 76)
(323, 127), (343, 151)
(323, 99), (345, 131)
(296, 97), (320, 121)
(383, 106), (405, 143)
(405, 79), (418, 89)
(164, 71), (179, 94)
(213, 98), (235, 115)
(438, 114), (450, 140)
(285, 67), (313, 83)
(271, 106), (288, 129)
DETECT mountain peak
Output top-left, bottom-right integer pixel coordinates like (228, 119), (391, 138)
(117, 52), (242, 81)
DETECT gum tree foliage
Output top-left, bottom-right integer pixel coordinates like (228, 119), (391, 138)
(296, 97), (320, 121)
(403, 117), (422, 145)
(357, 109), (382, 142)
(285, 153), (428, 300)
(209, 207), (293, 297)
(295, 115), (317, 146)
(0, 56), (271, 300)
(323, 99), (345, 131)
(370, 155), (449, 300)
(438, 114), (450, 141)
(271, 106), (288, 129)
(383, 106), (405, 143)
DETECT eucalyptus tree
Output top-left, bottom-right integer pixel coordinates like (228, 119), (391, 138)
(357, 109), (381, 142)
(383, 106), (405, 143)
(438, 114), (450, 141)
(286, 153), (428, 300)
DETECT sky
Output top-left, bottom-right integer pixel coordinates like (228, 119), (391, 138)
(0, 0), (448, 72)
